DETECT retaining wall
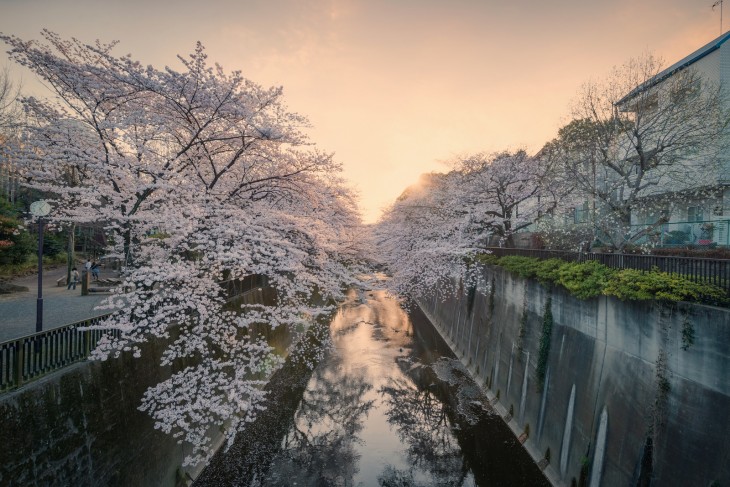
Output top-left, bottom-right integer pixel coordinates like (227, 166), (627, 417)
(0, 337), (187, 486)
(419, 264), (730, 487)
(0, 288), (281, 487)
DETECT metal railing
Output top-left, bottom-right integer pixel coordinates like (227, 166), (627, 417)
(0, 314), (116, 392)
(220, 274), (268, 299)
(484, 247), (730, 293)
(629, 219), (730, 248)
(0, 277), (273, 393)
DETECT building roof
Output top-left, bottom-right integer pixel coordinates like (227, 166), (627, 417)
(617, 30), (730, 106)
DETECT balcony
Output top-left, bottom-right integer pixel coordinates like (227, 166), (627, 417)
(629, 220), (729, 248)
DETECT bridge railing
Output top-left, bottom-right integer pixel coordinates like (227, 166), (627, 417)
(0, 314), (116, 393)
(484, 247), (730, 295)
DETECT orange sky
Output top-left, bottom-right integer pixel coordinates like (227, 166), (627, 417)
(0, 0), (724, 222)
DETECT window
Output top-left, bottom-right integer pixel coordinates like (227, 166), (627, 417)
(688, 206), (704, 222)
(670, 78), (701, 104)
(622, 92), (658, 113)
(574, 201), (590, 223)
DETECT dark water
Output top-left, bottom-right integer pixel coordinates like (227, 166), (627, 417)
(197, 289), (550, 486)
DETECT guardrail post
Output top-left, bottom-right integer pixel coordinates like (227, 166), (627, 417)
(84, 329), (91, 356)
(14, 340), (23, 387)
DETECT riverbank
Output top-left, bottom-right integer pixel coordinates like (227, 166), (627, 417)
(420, 264), (730, 486)
(0, 285), (285, 486)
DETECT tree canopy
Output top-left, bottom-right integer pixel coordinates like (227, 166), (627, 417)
(1, 30), (366, 464)
(374, 150), (560, 298)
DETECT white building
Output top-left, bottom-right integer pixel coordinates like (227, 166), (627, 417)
(602, 32), (730, 248)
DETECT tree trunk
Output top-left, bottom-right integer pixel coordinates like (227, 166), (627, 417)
(123, 225), (132, 268)
(66, 223), (75, 283)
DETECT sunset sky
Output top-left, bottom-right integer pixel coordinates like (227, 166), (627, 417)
(0, 0), (725, 222)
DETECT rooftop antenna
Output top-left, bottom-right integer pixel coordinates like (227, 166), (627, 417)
(713, 0), (724, 34)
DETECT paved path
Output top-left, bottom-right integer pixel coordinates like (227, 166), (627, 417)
(0, 267), (115, 342)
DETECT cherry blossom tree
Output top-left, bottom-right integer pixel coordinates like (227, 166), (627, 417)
(452, 150), (560, 247)
(1, 30), (365, 464)
(374, 151), (560, 299)
(373, 171), (483, 300)
(0, 66), (20, 136)
(0, 66), (22, 204)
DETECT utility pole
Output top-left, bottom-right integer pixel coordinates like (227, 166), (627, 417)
(713, 0), (724, 34)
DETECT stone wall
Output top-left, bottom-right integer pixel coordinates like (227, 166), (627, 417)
(419, 264), (730, 487)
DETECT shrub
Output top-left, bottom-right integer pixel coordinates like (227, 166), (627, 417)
(558, 260), (616, 300)
(475, 253), (500, 266)
(497, 255), (541, 279)
(534, 258), (566, 285)
(651, 247), (730, 259)
(0, 215), (34, 265)
(478, 253), (728, 306)
(603, 268), (727, 305)
(42, 232), (65, 257)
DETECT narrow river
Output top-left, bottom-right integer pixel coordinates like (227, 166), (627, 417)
(197, 289), (550, 486)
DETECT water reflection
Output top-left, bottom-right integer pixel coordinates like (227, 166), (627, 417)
(378, 376), (470, 486)
(264, 351), (375, 486)
(196, 289), (548, 487)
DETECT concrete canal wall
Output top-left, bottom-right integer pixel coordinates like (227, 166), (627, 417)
(419, 264), (730, 487)
(0, 335), (191, 486)
(0, 288), (279, 487)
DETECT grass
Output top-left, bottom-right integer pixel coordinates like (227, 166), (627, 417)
(0, 254), (68, 280)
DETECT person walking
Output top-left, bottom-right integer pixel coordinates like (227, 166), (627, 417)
(91, 261), (100, 281)
(67, 267), (79, 290)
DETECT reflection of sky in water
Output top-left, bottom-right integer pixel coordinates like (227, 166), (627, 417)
(261, 290), (476, 486)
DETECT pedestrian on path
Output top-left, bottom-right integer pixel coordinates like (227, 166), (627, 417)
(67, 267), (79, 290)
(91, 261), (100, 281)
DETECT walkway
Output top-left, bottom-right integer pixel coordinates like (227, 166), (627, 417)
(0, 267), (113, 342)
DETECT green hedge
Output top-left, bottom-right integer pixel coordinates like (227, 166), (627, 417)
(475, 253), (727, 306)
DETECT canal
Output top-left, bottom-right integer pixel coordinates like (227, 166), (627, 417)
(196, 289), (550, 486)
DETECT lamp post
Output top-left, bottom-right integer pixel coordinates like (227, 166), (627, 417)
(30, 200), (51, 333)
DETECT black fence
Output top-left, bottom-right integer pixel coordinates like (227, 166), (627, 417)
(0, 277), (272, 394)
(0, 314), (116, 392)
(220, 274), (268, 300)
(484, 247), (730, 294)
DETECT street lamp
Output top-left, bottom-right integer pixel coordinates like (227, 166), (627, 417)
(30, 200), (51, 333)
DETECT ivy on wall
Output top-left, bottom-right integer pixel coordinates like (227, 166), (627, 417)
(467, 284), (477, 316)
(681, 314), (696, 351)
(488, 276), (496, 317)
(536, 296), (553, 392)
(516, 293), (528, 359)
